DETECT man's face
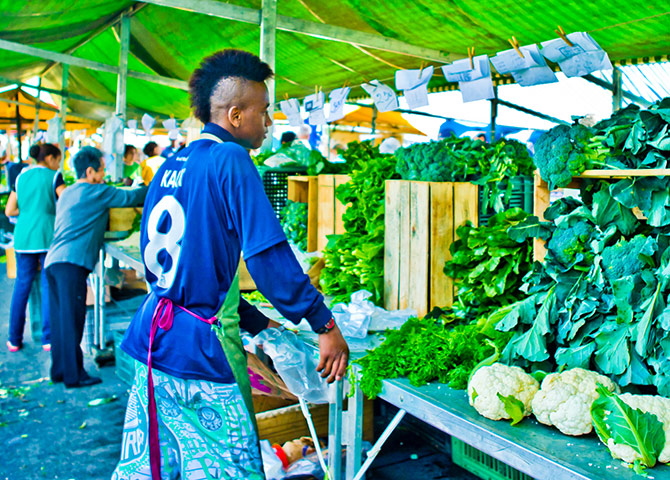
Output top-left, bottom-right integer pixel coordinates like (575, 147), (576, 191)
(235, 81), (272, 150)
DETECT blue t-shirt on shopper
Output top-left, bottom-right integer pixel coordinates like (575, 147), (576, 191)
(122, 123), (330, 384)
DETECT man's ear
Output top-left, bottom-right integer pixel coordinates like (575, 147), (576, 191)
(228, 106), (242, 128)
(86, 166), (96, 178)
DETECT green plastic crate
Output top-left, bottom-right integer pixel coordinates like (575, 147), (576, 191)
(114, 330), (136, 385)
(478, 176), (534, 227)
(452, 437), (534, 480)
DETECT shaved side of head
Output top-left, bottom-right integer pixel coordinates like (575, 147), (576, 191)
(209, 77), (252, 124)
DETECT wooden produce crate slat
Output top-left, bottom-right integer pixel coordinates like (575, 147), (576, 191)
(317, 175), (350, 252)
(384, 180), (478, 317)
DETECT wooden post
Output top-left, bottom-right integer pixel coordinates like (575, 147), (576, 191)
(59, 64), (69, 162)
(32, 77), (41, 141)
(490, 85), (498, 141)
(260, 0), (276, 153)
(533, 170), (550, 261)
(612, 67), (623, 112)
(15, 93), (21, 162)
(113, 14), (130, 180)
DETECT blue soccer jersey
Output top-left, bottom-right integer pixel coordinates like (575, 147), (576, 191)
(121, 123), (287, 383)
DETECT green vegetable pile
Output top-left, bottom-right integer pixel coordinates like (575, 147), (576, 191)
(443, 208), (534, 320)
(280, 200), (308, 251)
(493, 100), (670, 396)
(319, 142), (399, 305)
(355, 313), (512, 399)
(395, 136), (535, 214)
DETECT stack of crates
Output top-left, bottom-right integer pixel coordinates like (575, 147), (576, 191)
(114, 330), (135, 385)
(452, 438), (534, 480)
(477, 176), (534, 226)
(261, 167), (307, 217)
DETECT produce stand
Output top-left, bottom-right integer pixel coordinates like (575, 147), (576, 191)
(343, 368), (670, 480)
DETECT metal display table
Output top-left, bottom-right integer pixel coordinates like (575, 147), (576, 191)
(344, 369), (670, 480)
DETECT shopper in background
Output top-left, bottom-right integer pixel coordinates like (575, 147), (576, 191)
(140, 141), (165, 186)
(5, 144), (39, 195)
(45, 147), (146, 388)
(113, 49), (348, 480)
(5, 144), (65, 352)
(280, 130), (296, 146)
(122, 144), (140, 186)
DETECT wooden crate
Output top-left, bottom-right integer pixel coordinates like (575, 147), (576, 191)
(287, 176), (318, 252)
(287, 174), (350, 252)
(384, 180), (478, 317)
(108, 207), (143, 232)
(317, 174), (350, 251)
(256, 397), (374, 445)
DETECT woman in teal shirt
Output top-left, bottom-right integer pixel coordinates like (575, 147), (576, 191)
(5, 143), (65, 352)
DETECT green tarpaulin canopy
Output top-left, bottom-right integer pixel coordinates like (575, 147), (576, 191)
(0, 0), (667, 121)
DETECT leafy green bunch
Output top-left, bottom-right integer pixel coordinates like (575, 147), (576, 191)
(443, 208), (534, 319)
(319, 141), (399, 305)
(493, 186), (670, 396)
(355, 313), (512, 398)
(395, 136), (535, 214)
(279, 200), (308, 251)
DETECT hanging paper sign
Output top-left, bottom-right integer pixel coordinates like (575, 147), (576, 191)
(102, 114), (124, 156)
(127, 119), (138, 131)
(327, 87), (350, 122)
(304, 91), (327, 125)
(490, 45), (557, 87)
(46, 117), (60, 144)
(540, 32), (612, 77)
(141, 113), (155, 137)
(361, 80), (398, 112)
(442, 55), (494, 103)
(395, 66), (433, 109)
(162, 118), (180, 140)
(279, 98), (303, 127)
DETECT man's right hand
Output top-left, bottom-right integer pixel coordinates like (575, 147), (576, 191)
(316, 324), (349, 383)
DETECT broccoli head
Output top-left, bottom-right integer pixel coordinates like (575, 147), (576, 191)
(601, 235), (656, 281)
(534, 124), (608, 189)
(547, 221), (594, 268)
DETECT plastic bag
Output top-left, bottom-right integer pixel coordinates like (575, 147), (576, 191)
(260, 440), (285, 480)
(332, 290), (416, 338)
(253, 328), (330, 403)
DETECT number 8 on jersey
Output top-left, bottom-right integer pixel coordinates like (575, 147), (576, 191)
(144, 196), (186, 289)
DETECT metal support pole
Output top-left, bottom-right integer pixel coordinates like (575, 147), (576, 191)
(328, 379), (344, 480)
(33, 77), (42, 141)
(113, 14), (130, 181)
(612, 67), (623, 112)
(59, 65), (69, 161)
(490, 86), (498, 142)
(345, 381), (365, 480)
(260, 0), (276, 153)
(15, 94), (22, 162)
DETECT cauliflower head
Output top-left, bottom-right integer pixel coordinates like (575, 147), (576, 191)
(532, 368), (618, 436)
(468, 363), (539, 422)
(606, 394), (670, 464)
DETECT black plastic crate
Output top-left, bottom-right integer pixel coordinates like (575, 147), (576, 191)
(478, 176), (534, 226)
(261, 167), (307, 217)
(114, 329), (135, 385)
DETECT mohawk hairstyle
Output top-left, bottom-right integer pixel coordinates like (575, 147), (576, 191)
(189, 49), (273, 124)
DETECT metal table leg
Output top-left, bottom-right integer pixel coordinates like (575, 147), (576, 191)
(344, 381), (364, 480)
(96, 248), (106, 349)
(328, 379), (344, 480)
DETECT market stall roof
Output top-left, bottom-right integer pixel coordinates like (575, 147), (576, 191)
(0, 1), (667, 121)
(0, 87), (100, 131)
(334, 107), (426, 136)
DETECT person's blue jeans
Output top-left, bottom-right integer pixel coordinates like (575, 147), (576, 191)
(8, 252), (50, 347)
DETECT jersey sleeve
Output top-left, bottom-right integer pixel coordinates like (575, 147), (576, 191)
(219, 144), (286, 259)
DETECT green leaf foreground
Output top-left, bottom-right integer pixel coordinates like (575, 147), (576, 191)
(496, 393), (526, 426)
(590, 384), (665, 469)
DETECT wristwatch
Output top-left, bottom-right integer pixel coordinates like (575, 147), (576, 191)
(315, 318), (336, 335)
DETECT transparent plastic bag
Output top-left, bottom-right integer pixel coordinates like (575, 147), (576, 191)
(332, 290), (416, 338)
(253, 328), (330, 404)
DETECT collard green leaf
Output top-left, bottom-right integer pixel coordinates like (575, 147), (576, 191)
(635, 281), (663, 357)
(592, 189), (639, 236)
(590, 384), (665, 469)
(507, 216), (553, 242)
(508, 288), (556, 362)
(594, 323), (631, 375)
(496, 393), (526, 426)
(555, 342), (595, 369)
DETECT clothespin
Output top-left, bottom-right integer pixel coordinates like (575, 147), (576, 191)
(284, 93), (289, 101)
(507, 36), (524, 58)
(343, 79), (350, 88)
(555, 25), (574, 47)
(468, 47), (475, 70)
(418, 62), (425, 76)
